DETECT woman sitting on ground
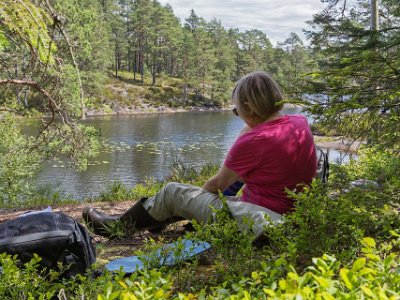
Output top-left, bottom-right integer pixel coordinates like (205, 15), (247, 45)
(83, 71), (317, 240)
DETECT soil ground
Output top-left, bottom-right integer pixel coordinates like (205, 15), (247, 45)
(0, 201), (190, 262)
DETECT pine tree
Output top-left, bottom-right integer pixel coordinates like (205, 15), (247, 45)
(303, 0), (400, 149)
(179, 27), (196, 104)
(276, 33), (316, 98)
(53, 0), (112, 90)
(206, 19), (234, 104)
(131, 0), (153, 82)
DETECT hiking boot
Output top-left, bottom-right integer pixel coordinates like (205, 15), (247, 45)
(82, 198), (168, 237)
(82, 207), (119, 236)
(119, 197), (164, 231)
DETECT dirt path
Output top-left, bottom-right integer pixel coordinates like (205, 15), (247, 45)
(0, 201), (189, 261)
(0, 200), (136, 223)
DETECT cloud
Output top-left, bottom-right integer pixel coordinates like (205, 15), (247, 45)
(158, 0), (325, 44)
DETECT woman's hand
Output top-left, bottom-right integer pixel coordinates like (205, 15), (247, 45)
(202, 165), (240, 194)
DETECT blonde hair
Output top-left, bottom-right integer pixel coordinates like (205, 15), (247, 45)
(232, 71), (283, 120)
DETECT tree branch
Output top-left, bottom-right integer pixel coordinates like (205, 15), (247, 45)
(0, 107), (19, 113)
(0, 79), (58, 135)
(43, 0), (86, 120)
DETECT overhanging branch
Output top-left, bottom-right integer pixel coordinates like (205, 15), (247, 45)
(0, 79), (58, 135)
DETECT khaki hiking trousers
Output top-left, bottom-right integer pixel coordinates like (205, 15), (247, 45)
(142, 182), (282, 239)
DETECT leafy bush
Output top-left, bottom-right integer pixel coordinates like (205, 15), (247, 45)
(205, 236), (400, 299)
(0, 116), (40, 205)
(1, 236), (400, 299)
(189, 198), (257, 284)
(346, 147), (400, 186)
(264, 148), (400, 269)
(0, 253), (173, 300)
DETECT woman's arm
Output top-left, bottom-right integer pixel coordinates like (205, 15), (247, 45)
(202, 165), (240, 194)
(202, 125), (250, 194)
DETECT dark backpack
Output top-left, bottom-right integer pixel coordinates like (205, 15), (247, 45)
(0, 211), (96, 277)
(315, 147), (329, 183)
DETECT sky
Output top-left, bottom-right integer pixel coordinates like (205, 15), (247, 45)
(158, 0), (326, 45)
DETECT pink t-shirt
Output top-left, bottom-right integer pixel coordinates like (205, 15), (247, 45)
(224, 115), (317, 214)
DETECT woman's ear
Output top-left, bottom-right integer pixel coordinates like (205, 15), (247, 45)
(244, 101), (256, 116)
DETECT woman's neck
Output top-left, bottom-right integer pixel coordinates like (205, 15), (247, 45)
(247, 112), (283, 128)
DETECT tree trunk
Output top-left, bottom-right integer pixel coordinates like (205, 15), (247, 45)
(133, 50), (137, 80)
(371, 0), (379, 30)
(170, 55), (174, 76)
(140, 52), (144, 83)
(183, 83), (187, 104)
(115, 49), (119, 77)
(152, 59), (156, 86)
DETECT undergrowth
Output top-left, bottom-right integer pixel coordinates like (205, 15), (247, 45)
(1, 147), (400, 298)
(95, 161), (219, 203)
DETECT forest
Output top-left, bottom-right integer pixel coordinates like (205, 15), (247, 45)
(0, 0), (400, 299)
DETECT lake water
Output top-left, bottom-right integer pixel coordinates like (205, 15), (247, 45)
(29, 109), (349, 200)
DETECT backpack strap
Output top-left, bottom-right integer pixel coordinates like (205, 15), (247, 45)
(315, 147), (329, 183)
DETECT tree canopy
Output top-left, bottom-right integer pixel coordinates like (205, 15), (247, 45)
(301, 0), (400, 151)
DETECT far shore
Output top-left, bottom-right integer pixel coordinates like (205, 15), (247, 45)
(83, 103), (301, 117)
(84, 105), (231, 117)
(314, 136), (362, 153)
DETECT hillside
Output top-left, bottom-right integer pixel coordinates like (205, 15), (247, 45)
(85, 72), (229, 116)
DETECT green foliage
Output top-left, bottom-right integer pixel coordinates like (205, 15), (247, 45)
(0, 0), (57, 65)
(0, 252), (173, 300)
(2, 237), (400, 299)
(0, 31), (8, 52)
(53, 0), (111, 73)
(206, 237), (400, 299)
(189, 197), (257, 283)
(0, 253), (61, 299)
(0, 115), (39, 205)
(275, 32), (318, 97)
(302, 0), (400, 150)
(266, 148), (400, 269)
(267, 181), (365, 266)
(56, 64), (81, 116)
(345, 147), (400, 185)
